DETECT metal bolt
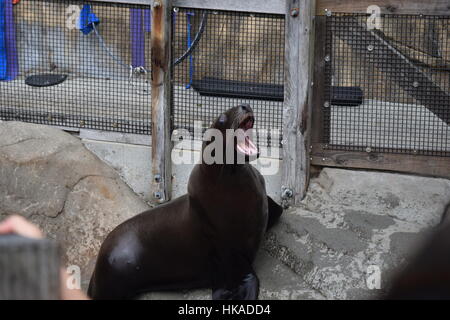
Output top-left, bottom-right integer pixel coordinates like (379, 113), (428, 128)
(324, 55), (330, 62)
(367, 45), (374, 51)
(325, 9), (332, 17)
(290, 8), (299, 17)
(154, 174), (162, 183)
(366, 147), (372, 153)
(324, 101), (330, 108)
(413, 81), (419, 88)
(282, 188), (294, 199)
(153, 191), (162, 200)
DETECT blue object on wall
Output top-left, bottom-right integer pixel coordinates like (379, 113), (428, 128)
(0, 0), (7, 80)
(130, 8), (151, 69)
(130, 8), (145, 68)
(78, 4), (100, 35)
(144, 9), (151, 32)
(4, 0), (18, 80)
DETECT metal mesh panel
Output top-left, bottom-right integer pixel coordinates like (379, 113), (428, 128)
(324, 13), (450, 157)
(171, 8), (285, 148)
(0, 0), (152, 134)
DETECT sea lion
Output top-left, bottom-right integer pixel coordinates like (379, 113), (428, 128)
(87, 104), (283, 300)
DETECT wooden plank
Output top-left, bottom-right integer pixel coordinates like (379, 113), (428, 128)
(311, 144), (450, 179)
(79, 129), (151, 146)
(0, 235), (60, 300)
(332, 16), (450, 125)
(281, 0), (316, 207)
(316, 0), (450, 15)
(151, 0), (173, 203)
(0, 106), (150, 135)
(172, 0), (286, 14)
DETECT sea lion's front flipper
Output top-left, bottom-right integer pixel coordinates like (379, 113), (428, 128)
(267, 196), (283, 230)
(210, 251), (259, 300)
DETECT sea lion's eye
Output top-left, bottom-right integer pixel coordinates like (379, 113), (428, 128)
(240, 104), (250, 112)
(218, 114), (227, 125)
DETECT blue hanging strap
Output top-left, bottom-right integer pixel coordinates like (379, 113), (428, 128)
(185, 12), (195, 89)
(78, 4), (150, 95)
(78, 4), (100, 35)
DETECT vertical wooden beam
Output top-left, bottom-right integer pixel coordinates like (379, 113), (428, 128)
(151, 0), (173, 204)
(281, 0), (316, 207)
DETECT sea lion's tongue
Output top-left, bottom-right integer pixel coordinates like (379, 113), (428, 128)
(237, 135), (258, 156)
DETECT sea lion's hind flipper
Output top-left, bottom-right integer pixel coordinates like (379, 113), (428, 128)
(212, 272), (259, 300)
(210, 251), (259, 300)
(267, 196), (283, 230)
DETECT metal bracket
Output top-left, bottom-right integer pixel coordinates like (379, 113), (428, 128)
(281, 187), (294, 199)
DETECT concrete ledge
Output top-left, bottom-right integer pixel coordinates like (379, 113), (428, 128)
(82, 138), (283, 202)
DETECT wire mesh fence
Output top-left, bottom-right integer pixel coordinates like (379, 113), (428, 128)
(0, 0), (152, 134)
(1, 1), (285, 146)
(171, 8), (285, 148)
(323, 13), (450, 157)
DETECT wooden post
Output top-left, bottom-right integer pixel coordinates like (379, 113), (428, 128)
(0, 235), (60, 300)
(151, 0), (173, 204)
(281, 0), (316, 207)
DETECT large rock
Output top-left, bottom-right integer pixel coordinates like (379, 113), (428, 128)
(0, 121), (150, 286)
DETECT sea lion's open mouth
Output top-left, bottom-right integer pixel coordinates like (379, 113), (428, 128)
(236, 115), (258, 157)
